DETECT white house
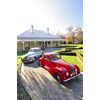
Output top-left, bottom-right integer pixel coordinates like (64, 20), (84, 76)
(17, 25), (64, 51)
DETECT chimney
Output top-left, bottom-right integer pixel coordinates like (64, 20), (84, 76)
(31, 25), (34, 33)
(47, 27), (49, 34)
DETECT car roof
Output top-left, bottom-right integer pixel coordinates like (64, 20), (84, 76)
(30, 47), (40, 50)
(44, 52), (58, 56)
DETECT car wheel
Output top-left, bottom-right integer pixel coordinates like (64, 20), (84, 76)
(39, 62), (43, 67)
(54, 73), (61, 83)
(34, 57), (36, 61)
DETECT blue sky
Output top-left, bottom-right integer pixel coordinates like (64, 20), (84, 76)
(40, 0), (83, 28)
(16, 0), (83, 35)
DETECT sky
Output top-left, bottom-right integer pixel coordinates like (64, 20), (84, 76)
(15, 0), (83, 35)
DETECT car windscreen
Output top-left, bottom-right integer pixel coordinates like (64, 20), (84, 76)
(50, 54), (61, 60)
(29, 49), (39, 52)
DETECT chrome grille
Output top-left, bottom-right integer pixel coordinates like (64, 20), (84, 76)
(24, 56), (28, 59)
(70, 67), (76, 76)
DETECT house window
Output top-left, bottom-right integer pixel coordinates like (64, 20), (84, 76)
(24, 42), (30, 51)
(24, 42), (29, 47)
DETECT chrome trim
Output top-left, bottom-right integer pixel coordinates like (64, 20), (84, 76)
(64, 73), (81, 82)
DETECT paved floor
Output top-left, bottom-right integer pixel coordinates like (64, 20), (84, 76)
(20, 48), (83, 100)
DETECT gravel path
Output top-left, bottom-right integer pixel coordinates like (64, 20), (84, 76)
(20, 48), (83, 100)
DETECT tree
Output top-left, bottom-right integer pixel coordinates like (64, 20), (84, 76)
(66, 26), (75, 44)
(65, 26), (83, 44)
(74, 27), (83, 43)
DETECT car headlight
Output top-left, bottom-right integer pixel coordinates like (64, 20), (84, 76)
(66, 72), (69, 76)
(75, 68), (77, 72)
(70, 73), (73, 77)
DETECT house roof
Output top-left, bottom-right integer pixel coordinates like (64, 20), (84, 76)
(17, 29), (63, 42)
(17, 29), (60, 39)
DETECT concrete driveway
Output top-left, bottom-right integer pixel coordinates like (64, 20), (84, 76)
(21, 48), (83, 100)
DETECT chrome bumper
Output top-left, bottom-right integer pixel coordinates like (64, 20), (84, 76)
(64, 73), (81, 82)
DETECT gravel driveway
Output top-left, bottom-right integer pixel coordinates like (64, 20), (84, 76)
(21, 48), (83, 100)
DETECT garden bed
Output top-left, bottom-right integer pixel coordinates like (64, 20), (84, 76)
(58, 52), (76, 56)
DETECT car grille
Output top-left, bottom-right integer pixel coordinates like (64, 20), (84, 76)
(70, 67), (76, 76)
(24, 56), (28, 59)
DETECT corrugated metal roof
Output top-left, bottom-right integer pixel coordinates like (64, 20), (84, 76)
(17, 29), (60, 39)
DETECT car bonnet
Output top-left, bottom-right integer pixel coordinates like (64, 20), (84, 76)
(21, 52), (36, 58)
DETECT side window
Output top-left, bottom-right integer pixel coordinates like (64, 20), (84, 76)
(42, 54), (44, 58)
(44, 55), (48, 60)
(38, 49), (41, 51)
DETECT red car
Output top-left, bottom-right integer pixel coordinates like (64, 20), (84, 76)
(38, 52), (80, 83)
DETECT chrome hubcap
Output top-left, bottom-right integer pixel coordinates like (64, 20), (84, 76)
(57, 75), (60, 82)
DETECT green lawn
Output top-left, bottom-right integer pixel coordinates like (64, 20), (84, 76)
(61, 55), (83, 72)
(72, 49), (83, 55)
(17, 51), (28, 67)
(60, 44), (83, 48)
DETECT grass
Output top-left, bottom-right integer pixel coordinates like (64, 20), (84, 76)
(17, 51), (28, 66)
(72, 49), (83, 55)
(61, 55), (83, 72)
(61, 44), (83, 48)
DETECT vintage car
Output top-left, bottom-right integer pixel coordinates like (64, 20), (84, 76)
(38, 52), (80, 82)
(21, 47), (43, 64)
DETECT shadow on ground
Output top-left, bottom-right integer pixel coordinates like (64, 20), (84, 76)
(21, 67), (79, 100)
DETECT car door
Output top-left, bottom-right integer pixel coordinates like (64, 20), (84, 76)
(34, 49), (40, 58)
(38, 49), (42, 57)
(43, 55), (52, 72)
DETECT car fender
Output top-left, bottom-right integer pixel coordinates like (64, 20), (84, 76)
(38, 57), (44, 66)
(53, 67), (65, 80)
(70, 64), (80, 73)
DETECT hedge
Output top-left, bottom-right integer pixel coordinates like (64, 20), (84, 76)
(58, 51), (76, 56)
